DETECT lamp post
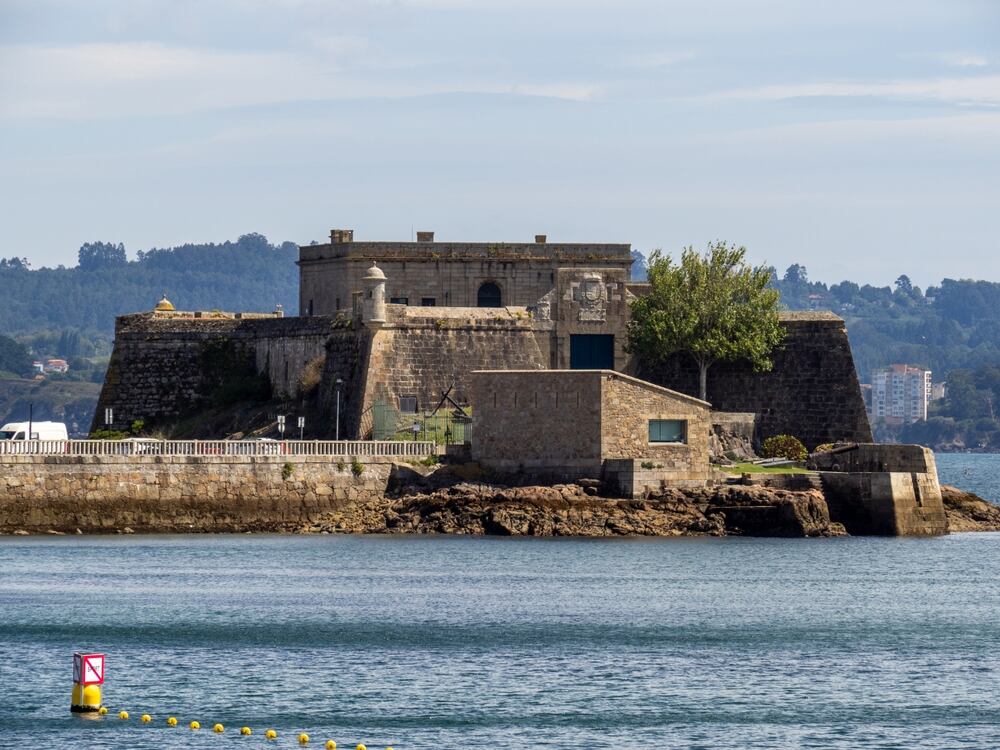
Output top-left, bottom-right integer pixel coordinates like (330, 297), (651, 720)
(335, 378), (344, 440)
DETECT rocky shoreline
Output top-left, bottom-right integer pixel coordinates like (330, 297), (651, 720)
(285, 482), (843, 537)
(2, 465), (998, 537)
(941, 484), (1000, 532)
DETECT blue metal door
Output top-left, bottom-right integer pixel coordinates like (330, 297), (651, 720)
(570, 334), (614, 369)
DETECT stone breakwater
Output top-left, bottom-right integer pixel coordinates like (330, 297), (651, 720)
(0, 455), (994, 537)
(0, 455), (842, 537)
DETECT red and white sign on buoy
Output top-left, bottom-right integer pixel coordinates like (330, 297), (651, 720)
(73, 652), (105, 686)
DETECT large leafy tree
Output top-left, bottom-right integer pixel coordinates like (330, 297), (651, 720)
(0, 334), (31, 375)
(627, 241), (784, 401)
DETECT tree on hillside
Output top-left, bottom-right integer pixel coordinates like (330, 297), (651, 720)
(0, 335), (31, 375)
(630, 250), (648, 282)
(78, 241), (127, 271)
(627, 241), (785, 401)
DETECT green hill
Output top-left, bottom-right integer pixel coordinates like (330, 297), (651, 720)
(0, 233), (298, 337)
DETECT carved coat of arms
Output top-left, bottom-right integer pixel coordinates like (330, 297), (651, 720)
(577, 273), (607, 322)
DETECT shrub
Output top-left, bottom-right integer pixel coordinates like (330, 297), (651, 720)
(762, 435), (808, 461)
(813, 443), (836, 454)
(297, 356), (325, 396)
(130, 419), (145, 435)
(90, 429), (127, 440)
(350, 459), (365, 477)
(281, 462), (294, 480)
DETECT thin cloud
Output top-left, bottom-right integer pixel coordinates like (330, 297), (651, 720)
(940, 52), (989, 67)
(695, 75), (1000, 107)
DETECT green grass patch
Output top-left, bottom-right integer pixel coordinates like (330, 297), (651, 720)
(715, 462), (813, 475)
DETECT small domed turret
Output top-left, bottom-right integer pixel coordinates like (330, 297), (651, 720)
(154, 294), (175, 312)
(362, 263), (386, 329)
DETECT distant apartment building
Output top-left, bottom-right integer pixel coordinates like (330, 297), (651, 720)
(870, 365), (932, 424)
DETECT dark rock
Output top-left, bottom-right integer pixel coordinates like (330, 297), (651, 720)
(942, 484), (1000, 532)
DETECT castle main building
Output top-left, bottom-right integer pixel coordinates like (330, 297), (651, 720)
(300, 228), (639, 372)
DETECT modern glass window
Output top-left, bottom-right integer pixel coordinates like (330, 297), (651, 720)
(648, 419), (687, 444)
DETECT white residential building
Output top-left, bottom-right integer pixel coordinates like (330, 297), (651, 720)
(870, 365), (932, 424)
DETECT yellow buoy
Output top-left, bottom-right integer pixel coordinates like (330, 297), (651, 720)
(214, 723), (225, 733)
(167, 716), (178, 726)
(266, 729), (278, 740)
(141, 713), (152, 723)
(241, 726), (253, 735)
(190, 720), (201, 730)
(326, 742), (337, 750)
(118, 711), (129, 720)
(97, 706), (108, 715)
(357, 744), (367, 750)
(299, 733), (310, 744)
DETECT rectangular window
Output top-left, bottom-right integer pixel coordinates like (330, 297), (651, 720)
(390, 297), (409, 305)
(648, 419), (687, 444)
(421, 297), (436, 307)
(399, 396), (418, 414)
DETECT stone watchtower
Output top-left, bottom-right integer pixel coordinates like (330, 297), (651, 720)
(362, 262), (387, 329)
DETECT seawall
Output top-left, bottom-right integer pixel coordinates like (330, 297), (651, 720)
(0, 455), (390, 533)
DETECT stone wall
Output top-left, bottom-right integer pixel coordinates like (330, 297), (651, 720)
(93, 313), (355, 433)
(472, 369), (604, 476)
(0, 455), (393, 533)
(600, 372), (710, 469)
(362, 306), (547, 415)
(639, 312), (872, 449)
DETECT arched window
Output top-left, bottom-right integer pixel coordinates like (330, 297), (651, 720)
(477, 281), (502, 308)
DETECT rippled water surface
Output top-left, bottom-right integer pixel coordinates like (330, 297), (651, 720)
(3, 469), (1000, 748)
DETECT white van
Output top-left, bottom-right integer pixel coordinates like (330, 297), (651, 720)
(0, 421), (69, 441)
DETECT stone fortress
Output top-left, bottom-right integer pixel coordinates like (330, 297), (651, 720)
(83, 226), (952, 535)
(96, 226), (872, 452)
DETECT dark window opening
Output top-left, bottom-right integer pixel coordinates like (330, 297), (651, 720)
(399, 396), (418, 413)
(390, 297), (409, 305)
(649, 419), (687, 444)
(477, 282), (502, 308)
(307, 299), (314, 316)
(421, 298), (436, 307)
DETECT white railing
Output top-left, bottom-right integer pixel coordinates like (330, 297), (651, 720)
(0, 440), (435, 457)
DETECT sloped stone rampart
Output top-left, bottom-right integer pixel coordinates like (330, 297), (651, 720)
(641, 314), (872, 449)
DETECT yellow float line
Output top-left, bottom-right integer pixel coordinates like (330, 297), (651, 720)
(101, 708), (392, 749)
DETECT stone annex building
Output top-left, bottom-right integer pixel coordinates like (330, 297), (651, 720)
(95, 227), (873, 487)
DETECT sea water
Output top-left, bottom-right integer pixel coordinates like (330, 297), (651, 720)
(2, 457), (1000, 749)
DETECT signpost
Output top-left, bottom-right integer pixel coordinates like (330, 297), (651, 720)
(297, 416), (305, 440)
(277, 415), (286, 439)
(104, 408), (113, 428)
(74, 653), (105, 685)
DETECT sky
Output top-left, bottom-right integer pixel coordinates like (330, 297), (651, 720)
(1, 0), (998, 288)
